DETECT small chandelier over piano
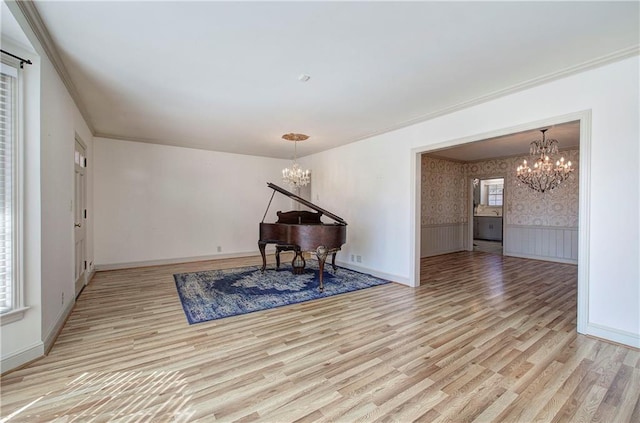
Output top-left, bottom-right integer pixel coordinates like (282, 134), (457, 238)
(515, 129), (574, 193)
(282, 133), (311, 187)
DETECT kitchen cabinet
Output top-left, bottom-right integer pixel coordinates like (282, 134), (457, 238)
(473, 216), (503, 241)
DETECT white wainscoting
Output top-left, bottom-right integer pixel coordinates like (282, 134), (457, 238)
(421, 223), (468, 257)
(504, 225), (578, 264)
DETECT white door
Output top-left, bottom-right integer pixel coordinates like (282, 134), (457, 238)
(74, 139), (87, 297)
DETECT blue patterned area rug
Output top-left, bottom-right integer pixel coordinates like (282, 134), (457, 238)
(173, 261), (390, 324)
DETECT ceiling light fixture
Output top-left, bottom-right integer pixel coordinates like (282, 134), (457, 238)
(515, 129), (574, 193)
(282, 133), (310, 188)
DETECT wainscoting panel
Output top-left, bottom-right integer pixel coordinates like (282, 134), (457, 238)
(504, 224), (578, 264)
(421, 223), (468, 257)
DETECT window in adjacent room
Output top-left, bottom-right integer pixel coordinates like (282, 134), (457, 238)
(479, 178), (504, 207)
(487, 182), (504, 206)
(0, 57), (26, 323)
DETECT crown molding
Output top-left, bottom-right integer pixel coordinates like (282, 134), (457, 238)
(349, 45), (640, 146)
(15, 0), (95, 134)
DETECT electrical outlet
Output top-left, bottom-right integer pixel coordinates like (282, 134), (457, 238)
(217, 246), (222, 252)
(61, 292), (64, 305)
(351, 254), (354, 262)
(356, 255), (362, 263)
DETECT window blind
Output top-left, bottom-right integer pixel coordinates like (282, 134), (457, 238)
(0, 63), (16, 313)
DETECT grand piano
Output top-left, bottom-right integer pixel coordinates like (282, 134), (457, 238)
(259, 182), (347, 291)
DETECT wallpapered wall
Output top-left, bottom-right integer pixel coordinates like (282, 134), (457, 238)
(421, 149), (580, 227)
(421, 156), (467, 225)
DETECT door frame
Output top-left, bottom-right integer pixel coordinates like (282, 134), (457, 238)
(411, 110), (591, 335)
(468, 176), (505, 250)
(74, 135), (88, 297)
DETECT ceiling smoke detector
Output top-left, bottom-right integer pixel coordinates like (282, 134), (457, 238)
(298, 74), (311, 82)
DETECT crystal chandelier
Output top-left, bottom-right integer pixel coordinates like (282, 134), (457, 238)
(516, 129), (574, 193)
(281, 133), (310, 187)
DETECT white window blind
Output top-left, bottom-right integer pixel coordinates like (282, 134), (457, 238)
(0, 63), (17, 314)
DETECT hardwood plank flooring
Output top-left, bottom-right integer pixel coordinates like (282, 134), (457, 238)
(1, 252), (639, 422)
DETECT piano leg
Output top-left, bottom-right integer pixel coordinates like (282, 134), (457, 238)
(316, 246), (328, 292)
(331, 252), (337, 271)
(259, 241), (267, 272)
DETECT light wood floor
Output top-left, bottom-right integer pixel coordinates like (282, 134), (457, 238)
(1, 252), (639, 422)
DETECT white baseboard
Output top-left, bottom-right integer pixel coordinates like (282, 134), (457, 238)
(97, 253), (408, 286)
(1, 341), (44, 374)
(334, 260), (409, 286)
(87, 268), (96, 284)
(503, 251), (578, 265)
(43, 297), (75, 354)
(95, 250), (272, 271)
(421, 247), (466, 258)
(584, 323), (640, 349)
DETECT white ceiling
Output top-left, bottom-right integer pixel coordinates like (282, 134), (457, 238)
(426, 120), (581, 162)
(4, 1), (640, 159)
(1, 1), (30, 48)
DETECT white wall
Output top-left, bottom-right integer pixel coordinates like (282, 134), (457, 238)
(306, 138), (411, 283)
(1, 4), (94, 372)
(94, 138), (291, 267)
(309, 56), (640, 348)
(40, 56), (93, 345)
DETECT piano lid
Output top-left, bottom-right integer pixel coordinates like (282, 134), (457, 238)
(266, 182), (347, 225)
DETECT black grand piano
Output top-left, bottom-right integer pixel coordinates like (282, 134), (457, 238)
(259, 182), (347, 291)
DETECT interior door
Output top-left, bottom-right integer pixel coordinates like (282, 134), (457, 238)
(74, 139), (87, 297)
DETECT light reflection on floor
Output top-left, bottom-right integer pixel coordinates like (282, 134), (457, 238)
(472, 239), (503, 255)
(7, 370), (195, 422)
(470, 245), (507, 299)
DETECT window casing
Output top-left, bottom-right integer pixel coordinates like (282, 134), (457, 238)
(0, 58), (26, 324)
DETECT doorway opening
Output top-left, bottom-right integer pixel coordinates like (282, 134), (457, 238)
(472, 177), (504, 255)
(412, 110), (589, 335)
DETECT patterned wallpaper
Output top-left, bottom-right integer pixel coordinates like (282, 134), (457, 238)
(421, 149), (579, 227)
(421, 156), (467, 225)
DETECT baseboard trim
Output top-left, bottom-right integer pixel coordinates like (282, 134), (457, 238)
(585, 323), (640, 349)
(86, 268), (96, 284)
(421, 247), (466, 258)
(1, 341), (44, 375)
(95, 250), (272, 271)
(503, 251), (578, 265)
(334, 260), (409, 286)
(43, 298), (75, 355)
(96, 254), (408, 286)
